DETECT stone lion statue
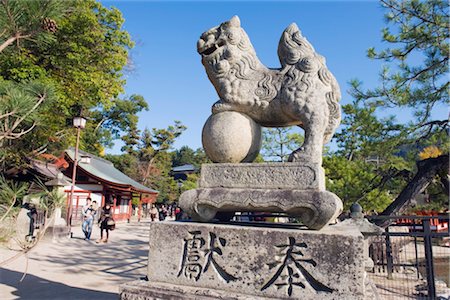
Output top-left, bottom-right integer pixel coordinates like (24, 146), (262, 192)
(197, 16), (341, 164)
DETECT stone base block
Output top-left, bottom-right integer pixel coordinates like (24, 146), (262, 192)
(42, 225), (68, 242)
(179, 163), (343, 230)
(120, 280), (275, 300)
(141, 222), (366, 300)
(180, 188), (342, 230)
(199, 162), (325, 190)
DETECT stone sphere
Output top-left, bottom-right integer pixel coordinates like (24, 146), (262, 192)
(202, 111), (262, 163)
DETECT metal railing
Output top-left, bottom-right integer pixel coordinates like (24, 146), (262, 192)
(367, 215), (449, 299)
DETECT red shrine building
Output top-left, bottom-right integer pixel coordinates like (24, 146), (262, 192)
(16, 148), (158, 225)
(62, 148), (158, 224)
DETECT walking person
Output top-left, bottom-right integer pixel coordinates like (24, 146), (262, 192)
(159, 205), (167, 221)
(25, 203), (38, 242)
(81, 198), (96, 240)
(90, 200), (99, 235)
(150, 204), (158, 222)
(96, 202), (114, 243)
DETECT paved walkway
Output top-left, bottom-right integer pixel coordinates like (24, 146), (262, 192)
(1, 221), (154, 299)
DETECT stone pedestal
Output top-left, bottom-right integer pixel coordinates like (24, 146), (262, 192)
(43, 207), (69, 242)
(120, 221), (367, 300)
(179, 162), (343, 230)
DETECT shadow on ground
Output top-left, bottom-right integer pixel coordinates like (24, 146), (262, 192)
(32, 221), (151, 283)
(1, 221), (153, 300)
(0, 268), (117, 300)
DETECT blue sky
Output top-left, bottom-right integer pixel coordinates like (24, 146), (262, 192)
(100, 0), (427, 154)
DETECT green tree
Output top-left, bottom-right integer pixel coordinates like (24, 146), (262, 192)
(362, 0), (448, 123)
(180, 173), (199, 192)
(137, 121), (186, 186)
(341, 0), (449, 216)
(172, 146), (211, 168)
(0, 0), (142, 168)
(105, 121), (186, 203)
(193, 148), (212, 166)
(323, 156), (396, 212)
(349, 0), (448, 151)
(172, 146), (196, 167)
(0, 0), (68, 170)
(104, 152), (139, 181)
(0, 175), (29, 222)
(91, 94), (148, 154)
(146, 151), (179, 203)
(33, 0), (138, 155)
(0, 80), (60, 171)
(261, 128), (303, 162)
(0, 0), (68, 52)
(335, 97), (406, 162)
(136, 122), (186, 203)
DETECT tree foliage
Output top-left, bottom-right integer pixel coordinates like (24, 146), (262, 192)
(145, 151), (179, 203)
(0, 175), (29, 222)
(418, 145), (442, 160)
(0, 80), (55, 145)
(323, 156), (398, 212)
(0, 0), (68, 52)
(351, 0), (448, 144)
(261, 128), (303, 162)
(172, 146), (211, 168)
(105, 122), (187, 203)
(334, 97), (406, 162)
(334, 0), (449, 215)
(136, 121), (186, 185)
(0, 0), (67, 169)
(92, 94), (149, 153)
(0, 0), (145, 170)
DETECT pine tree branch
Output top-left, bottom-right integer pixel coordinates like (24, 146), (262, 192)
(0, 110), (17, 120)
(381, 0), (441, 26)
(0, 93), (46, 142)
(376, 154), (449, 225)
(3, 122), (37, 139)
(9, 92), (45, 131)
(405, 57), (449, 84)
(415, 119), (449, 142)
(0, 35), (17, 52)
(0, 195), (16, 223)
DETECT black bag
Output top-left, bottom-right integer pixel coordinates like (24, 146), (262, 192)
(106, 218), (115, 230)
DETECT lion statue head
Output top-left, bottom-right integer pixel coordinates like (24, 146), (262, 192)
(197, 16), (258, 79)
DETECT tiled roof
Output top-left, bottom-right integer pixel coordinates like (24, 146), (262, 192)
(30, 159), (65, 179)
(172, 164), (196, 172)
(65, 148), (158, 194)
